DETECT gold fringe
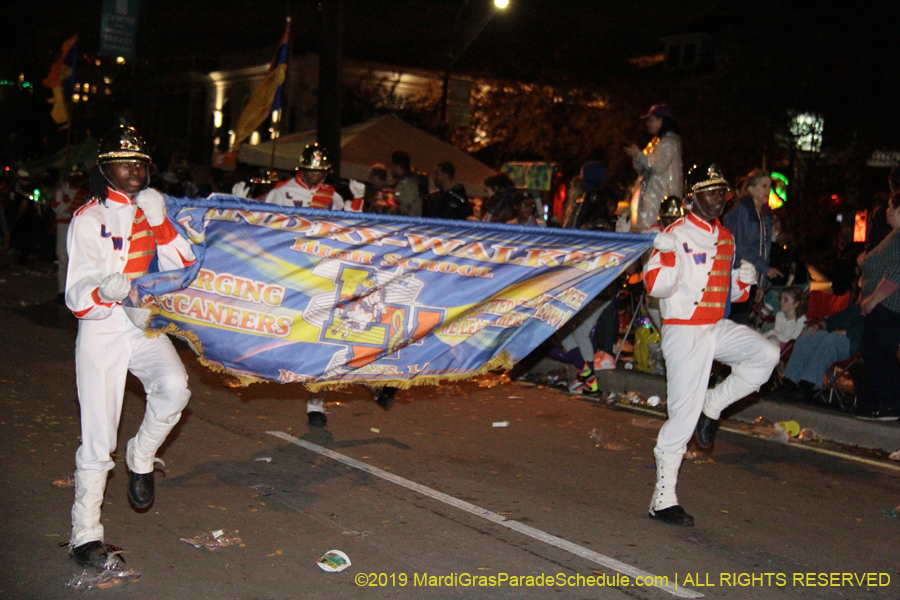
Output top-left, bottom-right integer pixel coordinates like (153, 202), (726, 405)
(146, 322), (514, 391)
(305, 351), (514, 392)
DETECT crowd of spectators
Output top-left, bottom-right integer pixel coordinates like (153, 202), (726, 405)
(543, 104), (900, 423)
(2, 108), (899, 423)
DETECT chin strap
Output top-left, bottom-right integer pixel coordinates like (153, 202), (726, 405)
(98, 164), (150, 205)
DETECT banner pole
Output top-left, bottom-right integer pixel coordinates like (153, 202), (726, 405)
(269, 16), (291, 173)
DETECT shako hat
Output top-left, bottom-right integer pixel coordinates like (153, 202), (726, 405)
(297, 142), (332, 171)
(97, 125), (152, 165)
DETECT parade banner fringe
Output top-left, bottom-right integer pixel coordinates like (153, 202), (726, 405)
(126, 196), (653, 391)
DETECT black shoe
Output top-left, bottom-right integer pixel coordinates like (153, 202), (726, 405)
(798, 380), (816, 403)
(127, 470), (155, 509)
(649, 505), (695, 527)
(695, 413), (720, 449)
(853, 407), (900, 421)
(780, 379), (799, 392)
(375, 387), (397, 411)
(308, 411), (327, 427)
(766, 379), (806, 404)
(71, 541), (108, 568)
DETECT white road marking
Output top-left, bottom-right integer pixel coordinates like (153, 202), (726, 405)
(267, 430), (702, 598)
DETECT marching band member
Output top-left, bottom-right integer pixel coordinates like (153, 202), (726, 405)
(264, 142), (364, 212)
(643, 164), (779, 526)
(52, 164), (88, 299)
(66, 126), (196, 566)
(265, 142), (363, 427)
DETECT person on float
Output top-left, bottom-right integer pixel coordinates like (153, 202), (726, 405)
(643, 164), (779, 526)
(625, 103), (683, 231)
(264, 143), (363, 427)
(66, 125), (196, 567)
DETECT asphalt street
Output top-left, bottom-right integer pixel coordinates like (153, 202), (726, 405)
(1, 263), (899, 600)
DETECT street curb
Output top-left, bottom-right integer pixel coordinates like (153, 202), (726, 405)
(531, 359), (900, 453)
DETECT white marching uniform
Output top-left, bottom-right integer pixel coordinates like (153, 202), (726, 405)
(265, 175), (362, 419)
(264, 175), (363, 212)
(66, 187), (196, 546)
(643, 212), (779, 512)
(52, 183), (87, 294)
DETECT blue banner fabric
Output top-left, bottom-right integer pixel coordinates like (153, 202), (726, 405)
(128, 196), (653, 390)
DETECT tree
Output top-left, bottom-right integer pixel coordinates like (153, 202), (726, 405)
(453, 78), (632, 178)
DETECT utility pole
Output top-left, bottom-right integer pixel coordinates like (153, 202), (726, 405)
(439, 0), (509, 138)
(318, 0), (343, 176)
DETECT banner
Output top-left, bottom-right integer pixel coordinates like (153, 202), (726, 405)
(99, 0), (140, 60)
(128, 196), (653, 390)
(230, 19), (290, 152)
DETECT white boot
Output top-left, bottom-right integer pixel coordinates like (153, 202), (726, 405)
(649, 448), (694, 526)
(126, 412), (180, 474)
(702, 375), (758, 420)
(70, 470), (108, 547)
(307, 395), (327, 427)
(650, 447), (682, 512)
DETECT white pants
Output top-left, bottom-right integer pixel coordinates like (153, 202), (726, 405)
(57, 222), (69, 294)
(71, 307), (190, 545)
(656, 319), (779, 455)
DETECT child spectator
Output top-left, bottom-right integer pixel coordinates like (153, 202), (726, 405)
(764, 287), (806, 348)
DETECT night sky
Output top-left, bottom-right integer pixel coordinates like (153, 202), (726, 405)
(3, 0), (900, 175)
(5, 1), (897, 87)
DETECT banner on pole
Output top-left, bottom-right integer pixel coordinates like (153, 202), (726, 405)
(99, 0), (140, 60)
(128, 196), (653, 389)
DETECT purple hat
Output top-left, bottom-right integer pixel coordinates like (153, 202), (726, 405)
(640, 103), (674, 119)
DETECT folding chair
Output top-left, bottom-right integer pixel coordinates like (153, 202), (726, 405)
(768, 339), (796, 390)
(614, 289), (646, 363)
(813, 354), (860, 412)
(753, 286), (784, 332)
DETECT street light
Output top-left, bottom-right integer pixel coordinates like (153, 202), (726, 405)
(440, 0), (510, 132)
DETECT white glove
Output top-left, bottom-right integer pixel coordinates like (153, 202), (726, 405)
(231, 181), (250, 198)
(349, 179), (365, 199)
(98, 273), (132, 303)
(124, 306), (152, 330)
(738, 260), (757, 285)
(652, 232), (677, 252)
(135, 188), (167, 226)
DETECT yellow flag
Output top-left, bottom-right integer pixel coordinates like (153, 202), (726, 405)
(47, 86), (70, 126)
(43, 35), (77, 127)
(230, 63), (287, 152)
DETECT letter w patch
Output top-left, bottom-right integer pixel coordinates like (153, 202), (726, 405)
(691, 253), (707, 265)
(111, 236), (124, 251)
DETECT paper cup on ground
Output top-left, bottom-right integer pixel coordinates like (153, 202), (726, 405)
(317, 549), (351, 572)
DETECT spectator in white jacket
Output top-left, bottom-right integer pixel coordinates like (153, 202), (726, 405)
(763, 287), (807, 348)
